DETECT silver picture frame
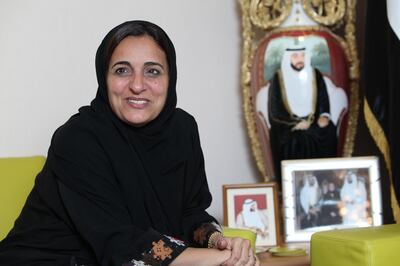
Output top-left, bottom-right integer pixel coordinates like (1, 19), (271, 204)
(281, 156), (382, 242)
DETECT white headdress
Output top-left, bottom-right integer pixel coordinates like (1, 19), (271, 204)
(241, 199), (265, 229)
(281, 39), (314, 117)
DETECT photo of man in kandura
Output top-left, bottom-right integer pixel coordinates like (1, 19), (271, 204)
(295, 169), (370, 230)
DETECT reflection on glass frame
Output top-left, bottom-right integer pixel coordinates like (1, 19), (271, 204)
(281, 156), (382, 243)
(223, 183), (281, 247)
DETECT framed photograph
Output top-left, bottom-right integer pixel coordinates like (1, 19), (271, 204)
(281, 156), (382, 242)
(223, 182), (281, 247)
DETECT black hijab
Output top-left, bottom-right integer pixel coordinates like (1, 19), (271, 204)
(93, 20), (178, 133)
(40, 20), (214, 264)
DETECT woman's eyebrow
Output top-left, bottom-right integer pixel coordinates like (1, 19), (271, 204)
(144, 61), (165, 69)
(110, 61), (164, 69)
(110, 61), (131, 68)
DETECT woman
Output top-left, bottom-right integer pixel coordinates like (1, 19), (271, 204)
(0, 21), (257, 266)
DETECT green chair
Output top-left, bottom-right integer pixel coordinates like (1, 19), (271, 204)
(311, 224), (400, 266)
(0, 156), (46, 240)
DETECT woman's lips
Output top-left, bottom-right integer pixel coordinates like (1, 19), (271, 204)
(126, 98), (149, 108)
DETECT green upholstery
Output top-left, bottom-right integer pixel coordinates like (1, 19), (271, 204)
(0, 156), (46, 240)
(311, 224), (400, 266)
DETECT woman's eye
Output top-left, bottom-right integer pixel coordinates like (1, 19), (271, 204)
(146, 68), (161, 76)
(115, 67), (130, 75)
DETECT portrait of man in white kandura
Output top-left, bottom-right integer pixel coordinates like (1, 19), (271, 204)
(256, 36), (348, 176)
(299, 173), (321, 229)
(340, 170), (368, 225)
(235, 199), (269, 241)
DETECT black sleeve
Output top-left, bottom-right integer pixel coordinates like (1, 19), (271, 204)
(51, 125), (187, 266)
(181, 118), (220, 247)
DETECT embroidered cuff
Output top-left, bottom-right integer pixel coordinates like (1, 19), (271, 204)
(123, 234), (187, 266)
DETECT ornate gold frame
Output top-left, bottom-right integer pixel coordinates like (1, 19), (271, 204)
(239, 0), (360, 181)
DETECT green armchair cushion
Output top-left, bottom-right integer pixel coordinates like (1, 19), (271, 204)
(0, 156), (46, 240)
(311, 224), (400, 266)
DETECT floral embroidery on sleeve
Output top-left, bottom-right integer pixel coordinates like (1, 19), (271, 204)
(122, 234), (187, 266)
(149, 239), (173, 260)
(122, 259), (150, 266)
(164, 235), (185, 246)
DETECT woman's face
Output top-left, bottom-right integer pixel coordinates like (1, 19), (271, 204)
(107, 35), (169, 127)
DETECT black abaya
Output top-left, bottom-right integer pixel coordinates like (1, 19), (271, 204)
(0, 20), (219, 266)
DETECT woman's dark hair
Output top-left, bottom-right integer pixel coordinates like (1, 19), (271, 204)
(102, 21), (176, 75)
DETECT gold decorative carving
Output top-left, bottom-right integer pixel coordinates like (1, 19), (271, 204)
(302, 0), (346, 26)
(239, 0), (359, 180)
(240, 0), (267, 176)
(342, 0), (359, 157)
(249, 0), (293, 30)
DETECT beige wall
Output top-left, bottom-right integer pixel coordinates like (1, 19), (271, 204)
(0, 0), (259, 221)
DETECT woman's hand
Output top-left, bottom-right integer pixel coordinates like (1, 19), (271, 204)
(214, 236), (259, 266)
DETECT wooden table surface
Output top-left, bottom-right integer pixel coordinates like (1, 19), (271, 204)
(257, 243), (310, 266)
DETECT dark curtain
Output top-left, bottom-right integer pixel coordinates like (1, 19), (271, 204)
(362, 0), (400, 222)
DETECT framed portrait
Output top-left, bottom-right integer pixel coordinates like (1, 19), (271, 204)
(281, 156), (382, 243)
(223, 182), (281, 247)
(239, 0), (360, 182)
(250, 29), (356, 182)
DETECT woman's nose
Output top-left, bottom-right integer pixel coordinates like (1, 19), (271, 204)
(129, 74), (145, 93)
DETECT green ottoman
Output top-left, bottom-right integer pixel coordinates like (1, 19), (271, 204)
(311, 224), (400, 266)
